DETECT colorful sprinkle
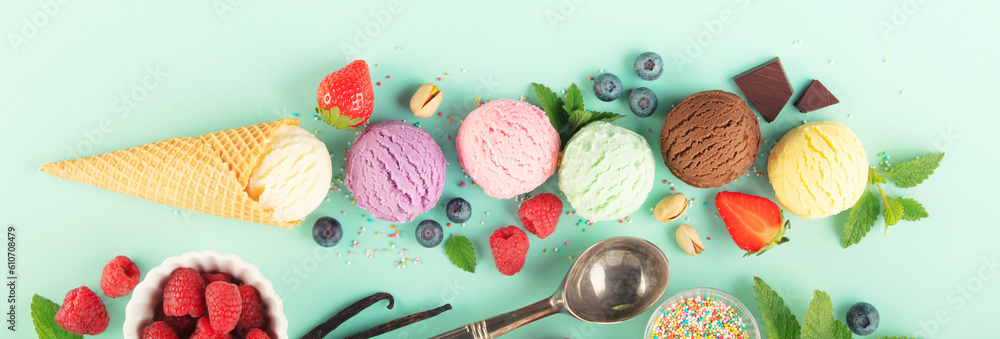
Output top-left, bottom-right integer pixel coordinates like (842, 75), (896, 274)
(646, 295), (749, 339)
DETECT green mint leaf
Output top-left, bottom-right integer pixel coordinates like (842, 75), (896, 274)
(531, 82), (567, 131)
(897, 197), (929, 221)
(883, 195), (905, 228)
(886, 153), (944, 188)
(868, 167), (886, 185)
(752, 277), (800, 339)
(562, 83), (584, 116)
(567, 109), (593, 133)
(588, 111), (626, 123)
(842, 190), (880, 248)
(801, 290), (853, 339)
(445, 235), (476, 273)
(567, 110), (626, 134)
(32, 294), (83, 339)
(878, 337), (916, 339)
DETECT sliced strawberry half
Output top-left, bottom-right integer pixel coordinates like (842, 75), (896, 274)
(316, 59), (374, 130)
(715, 191), (791, 256)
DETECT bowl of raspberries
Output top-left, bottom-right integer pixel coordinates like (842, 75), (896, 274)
(123, 250), (287, 339)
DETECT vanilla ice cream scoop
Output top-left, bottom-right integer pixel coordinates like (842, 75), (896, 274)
(247, 125), (332, 223)
(768, 121), (867, 219)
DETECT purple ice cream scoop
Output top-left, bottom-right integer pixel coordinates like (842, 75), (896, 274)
(345, 120), (447, 222)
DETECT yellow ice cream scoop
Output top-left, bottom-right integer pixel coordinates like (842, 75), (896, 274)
(768, 121), (867, 219)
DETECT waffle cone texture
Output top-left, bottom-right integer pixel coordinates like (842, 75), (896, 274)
(40, 118), (302, 229)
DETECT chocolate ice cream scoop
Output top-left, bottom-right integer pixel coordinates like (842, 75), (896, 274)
(659, 91), (761, 188)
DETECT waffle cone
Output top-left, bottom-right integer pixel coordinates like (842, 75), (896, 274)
(40, 118), (301, 229)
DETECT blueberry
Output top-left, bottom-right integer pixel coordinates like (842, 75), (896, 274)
(445, 197), (472, 223)
(593, 73), (622, 101)
(414, 220), (443, 248)
(628, 87), (658, 117)
(634, 52), (663, 81)
(846, 302), (879, 336)
(312, 217), (343, 247)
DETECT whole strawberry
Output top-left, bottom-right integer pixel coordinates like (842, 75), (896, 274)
(316, 59), (374, 129)
(100, 255), (141, 298)
(205, 281), (242, 334)
(54, 286), (110, 335)
(518, 193), (562, 239)
(489, 226), (530, 276)
(715, 191), (791, 256)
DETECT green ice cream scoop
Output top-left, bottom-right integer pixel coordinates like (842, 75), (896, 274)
(558, 122), (655, 221)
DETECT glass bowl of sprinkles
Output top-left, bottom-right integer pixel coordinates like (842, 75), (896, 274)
(645, 287), (760, 339)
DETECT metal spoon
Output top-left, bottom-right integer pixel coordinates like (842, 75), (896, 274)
(431, 237), (670, 339)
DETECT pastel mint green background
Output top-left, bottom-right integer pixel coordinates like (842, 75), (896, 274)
(2, 1), (997, 338)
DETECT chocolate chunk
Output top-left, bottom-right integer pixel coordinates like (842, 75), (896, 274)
(732, 57), (793, 123)
(794, 80), (839, 113)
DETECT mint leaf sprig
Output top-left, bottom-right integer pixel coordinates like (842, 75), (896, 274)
(530, 82), (626, 146)
(753, 277), (916, 339)
(444, 235), (476, 273)
(32, 294), (82, 339)
(842, 153), (943, 248)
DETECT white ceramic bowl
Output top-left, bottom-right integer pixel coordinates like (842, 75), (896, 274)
(644, 287), (760, 339)
(123, 250), (288, 339)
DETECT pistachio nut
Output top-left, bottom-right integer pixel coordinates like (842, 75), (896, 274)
(652, 193), (688, 223)
(675, 224), (705, 256)
(409, 83), (443, 118)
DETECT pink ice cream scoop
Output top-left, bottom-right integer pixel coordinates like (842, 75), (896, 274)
(345, 120), (447, 222)
(455, 99), (560, 199)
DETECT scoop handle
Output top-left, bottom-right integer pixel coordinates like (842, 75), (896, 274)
(429, 297), (562, 339)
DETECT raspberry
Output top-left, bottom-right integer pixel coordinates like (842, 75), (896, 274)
(155, 303), (198, 338)
(246, 328), (271, 339)
(489, 226), (530, 276)
(54, 286), (110, 335)
(163, 268), (206, 317)
(142, 321), (179, 339)
(517, 193), (562, 239)
(236, 284), (266, 334)
(201, 273), (233, 284)
(190, 316), (231, 339)
(100, 255), (141, 298)
(205, 281), (242, 334)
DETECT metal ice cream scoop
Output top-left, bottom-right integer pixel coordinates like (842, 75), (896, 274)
(430, 237), (670, 339)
